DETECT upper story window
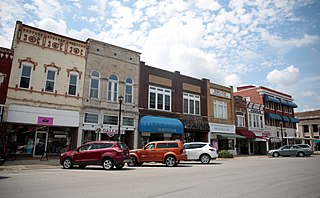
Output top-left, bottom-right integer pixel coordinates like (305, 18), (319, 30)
(84, 113), (99, 124)
(90, 70), (100, 98)
(214, 100), (227, 119)
(103, 115), (118, 125)
(312, 124), (319, 132)
(108, 74), (118, 102)
(236, 112), (245, 127)
(123, 117), (134, 127)
(19, 63), (33, 89)
(183, 93), (200, 115)
(125, 77), (133, 103)
(68, 73), (78, 96)
(149, 85), (171, 111)
(44, 69), (56, 92)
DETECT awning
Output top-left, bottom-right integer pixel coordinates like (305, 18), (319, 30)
(138, 116), (184, 134)
(287, 101), (298, 108)
(264, 95), (280, 104)
(289, 117), (299, 123)
(279, 99), (288, 105)
(236, 129), (256, 138)
(266, 112), (283, 121)
(314, 139), (320, 144)
(216, 133), (246, 139)
(281, 116), (290, 122)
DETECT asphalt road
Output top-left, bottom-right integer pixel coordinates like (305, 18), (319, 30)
(1, 156), (320, 198)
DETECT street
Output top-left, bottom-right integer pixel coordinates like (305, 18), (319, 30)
(1, 156), (320, 198)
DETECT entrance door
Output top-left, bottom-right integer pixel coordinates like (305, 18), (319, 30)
(33, 131), (48, 156)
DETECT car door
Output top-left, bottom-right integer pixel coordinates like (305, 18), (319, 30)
(289, 146), (300, 156)
(73, 144), (91, 163)
(184, 144), (198, 160)
(140, 143), (156, 162)
(154, 143), (168, 162)
(88, 143), (103, 162)
(279, 146), (291, 156)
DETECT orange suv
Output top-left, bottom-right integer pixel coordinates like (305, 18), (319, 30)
(128, 141), (187, 167)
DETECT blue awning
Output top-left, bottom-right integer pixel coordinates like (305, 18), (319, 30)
(289, 117), (299, 123)
(281, 116), (290, 122)
(287, 101), (298, 108)
(264, 95), (280, 104)
(138, 116), (184, 134)
(279, 99), (288, 105)
(266, 112), (283, 121)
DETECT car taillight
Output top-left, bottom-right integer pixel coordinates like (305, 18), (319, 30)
(209, 148), (216, 152)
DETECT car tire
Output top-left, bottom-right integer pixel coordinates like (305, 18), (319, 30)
(200, 154), (211, 164)
(102, 158), (114, 170)
(127, 156), (138, 167)
(62, 158), (73, 169)
(79, 165), (86, 169)
(165, 156), (176, 167)
(115, 164), (125, 170)
(272, 152), (280, 157)
(297, 152), (305, 157)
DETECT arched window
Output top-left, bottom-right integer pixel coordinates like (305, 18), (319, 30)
(125, 77), (133, 103)
(89, 70), (100, 98)
(107, 74), (118, 101)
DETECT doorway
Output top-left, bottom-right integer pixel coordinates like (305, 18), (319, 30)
(33, 131), (48, 156)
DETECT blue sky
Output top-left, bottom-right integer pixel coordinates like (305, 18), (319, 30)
(0, 0), (319, 112)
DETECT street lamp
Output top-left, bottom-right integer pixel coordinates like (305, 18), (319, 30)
(117, 95), (124, 142)
(280, 122), (284, 147)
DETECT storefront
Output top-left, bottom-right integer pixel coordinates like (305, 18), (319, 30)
(138, 116), (184, 148)
(209, 123), (244, 155)
(181, 118), (209, 142)
(6, 104), (79, 156)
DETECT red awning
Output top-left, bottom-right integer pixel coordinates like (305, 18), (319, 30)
(236, 130), (256, 138)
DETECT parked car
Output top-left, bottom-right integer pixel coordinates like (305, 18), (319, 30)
(183, 142), (218, 164)
(268, 145), (313, 157)
(128, 141), (187, 167)
(60, 141), (131, 170)
(295, 144), (312, 150)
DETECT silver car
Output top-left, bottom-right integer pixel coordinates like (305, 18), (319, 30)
(268, 145), (313, 157)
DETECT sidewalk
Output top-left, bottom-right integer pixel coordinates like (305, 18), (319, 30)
(0, 156), (61, 171)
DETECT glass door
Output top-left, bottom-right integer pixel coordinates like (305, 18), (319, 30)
(33, 131), (48, 157)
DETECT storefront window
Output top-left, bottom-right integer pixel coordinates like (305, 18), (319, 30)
(47, 127), (71, 154)
(83, 130), (97, 143)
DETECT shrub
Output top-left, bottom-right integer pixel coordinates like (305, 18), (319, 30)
(218, 150), (234, 158)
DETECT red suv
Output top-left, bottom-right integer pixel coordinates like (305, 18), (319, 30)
(60, 141), (131, 170)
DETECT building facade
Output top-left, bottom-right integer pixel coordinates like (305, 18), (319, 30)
(4, 21), (86, 156)
(207, 83), (241, 155)
(235, 86), (298, 150)
(80, 39), (141, 149)
(295, 110), (320, 151)
(0, 47), (14, 135)
(138, 62), (209, 148)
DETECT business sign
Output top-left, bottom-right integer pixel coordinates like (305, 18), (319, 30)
(209, 123), (235, 133)
(37, 116), (53, 125)
(95, 128), (125, 137)
(210, 89), (231, 99)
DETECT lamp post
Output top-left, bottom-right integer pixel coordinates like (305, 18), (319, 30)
(117, 95), (124, 142)
(280, 122), (284, 147)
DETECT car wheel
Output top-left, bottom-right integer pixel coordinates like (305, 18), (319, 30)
(272, 152), (280, 157)
(200, 154), (211, 164)
(63, 158), (73, 169)
(127, 156), (137, 167)
(297, 152), (305, 157)
(79, 165), (86, 169)
(102, 158), (114, 170)
(165, 156), (176, 167)
(115, 164), (125, 170)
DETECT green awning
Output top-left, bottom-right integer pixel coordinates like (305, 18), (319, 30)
(264, 95), (280, 104)
(266, 112), (283, 121)
(314, 139), (320, 144)
(216, 133), (246, 139)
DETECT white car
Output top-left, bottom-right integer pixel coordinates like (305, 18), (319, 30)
(183, 142), (218, 164)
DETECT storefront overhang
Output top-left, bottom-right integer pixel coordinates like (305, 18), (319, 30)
(288, 117), (299, 123)
(236, 129), (256, 138)
(181, 119), (210, 132)
(287, 101), (298, 108)
(314, 139), (320, 144)
(215, 132), (246, 139)
(138, 116), (184, 134)
(281, 116), (290, 122)
(264, 95), (280, 104)
(266, 112), (283, 121)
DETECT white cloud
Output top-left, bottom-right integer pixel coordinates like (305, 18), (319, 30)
(38, 18), (67, 36)
(89, 0), (108, 16)
(266, 65), (300, 86)
(224, 74), (242, 87)
(31, 0), (62, 19)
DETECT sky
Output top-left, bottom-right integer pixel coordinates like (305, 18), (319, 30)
(0, 0), (319, 112)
